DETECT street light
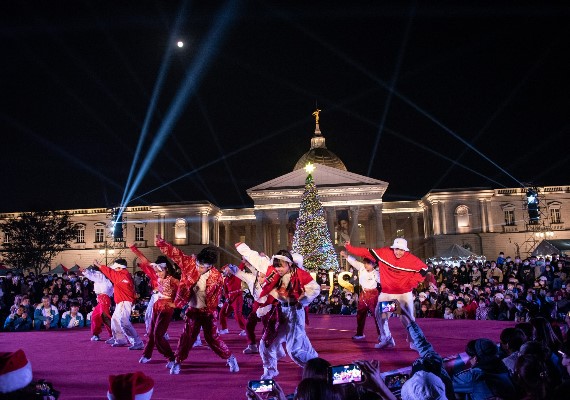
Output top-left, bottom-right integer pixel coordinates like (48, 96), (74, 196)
(99, 242), (115, 266)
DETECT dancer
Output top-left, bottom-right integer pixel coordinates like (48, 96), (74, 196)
(97, 258), (144, 350)
(235, 242), (321, 379)
(227, 258), (267, 354)
(219, 264), (247, 336)
(345, 238), (427, 350)
(82, 265), (113, 341)
(155, 235), (239, 375)
(340, 250), (381, 340)
(129, 245), (179, 367)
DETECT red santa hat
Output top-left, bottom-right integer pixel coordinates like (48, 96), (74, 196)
(107, 371), (154, 400)
(0, 349), (33, 394)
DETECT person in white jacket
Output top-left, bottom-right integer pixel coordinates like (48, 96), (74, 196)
(82, 265), (114, 341)
(340, 250), (381, 340)
(235, 242), (321, 380)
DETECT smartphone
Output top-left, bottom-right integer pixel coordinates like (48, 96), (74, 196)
(383, 372), (410, 391)
(328, 364), (362, 385)
(248, 380), (274, 393)
(380, 301), (396, 313)
(558, 350), (567, 358)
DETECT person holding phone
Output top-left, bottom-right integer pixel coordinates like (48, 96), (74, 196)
(340, 250), (381, 341)
(345, 238), (427, 350)
(236, 242), (321, 380)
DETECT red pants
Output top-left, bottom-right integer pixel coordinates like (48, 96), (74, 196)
(246, 310), (260, 345)
(220, 294), (246, 330)
(144, 299), (175, 361)
(175, 308), (231, 363)
(91, 294), (112, 337)
(356, 289), (380, 336)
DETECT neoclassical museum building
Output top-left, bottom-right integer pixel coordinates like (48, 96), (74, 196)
(2, 118), (569, 271)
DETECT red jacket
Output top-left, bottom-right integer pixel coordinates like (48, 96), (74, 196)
(346, 244), (426, 295)
(99, 265), (136, 303)
(223, 275), (243, 303)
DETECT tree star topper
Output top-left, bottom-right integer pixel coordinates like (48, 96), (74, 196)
(304, 162), (315, 174)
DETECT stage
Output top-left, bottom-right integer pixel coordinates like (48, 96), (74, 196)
(0, 315), (513, 399)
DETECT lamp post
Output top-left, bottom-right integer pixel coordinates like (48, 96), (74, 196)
(98, 241), (115, 266)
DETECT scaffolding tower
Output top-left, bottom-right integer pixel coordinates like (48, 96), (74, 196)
(519, 186), (554, 257)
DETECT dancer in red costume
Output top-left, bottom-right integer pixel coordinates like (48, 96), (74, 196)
(345, 238), (427, 350)
(155, 235), (239, 375)
(340, 250), (381, 341)
(219, 264), (247, 336)
(97, 258), (144, 350)
(82, 265), (113, 341)
(236, 242), (320, 379)
(129, 244), (179, 368)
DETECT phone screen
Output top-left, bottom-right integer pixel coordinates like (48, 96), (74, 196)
(328, 364), (362, 385)
(380, 301), (396, 313)
(248, 380), (274, 393)
(384, 373), (410, 390)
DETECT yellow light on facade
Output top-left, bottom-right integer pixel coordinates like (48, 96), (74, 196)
(304, 163), (315, 174)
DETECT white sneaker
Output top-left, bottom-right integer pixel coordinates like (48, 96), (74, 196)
(409, 341), (418, 351)
(91, 335), (100, 341)
(170, 362), (181, 375)
(129, 342), (144, 350)
(163, 333), (170, 340)
(105, 338), (116, 345)
(139, 356), (151, 364)
(243, 344), (259, 354)
(193, 338), (203, 347)
(111, 340), (128, 347)
(166, 361), (175, 369)
(261, 367), (278, 379)
(352, 335), (365, 340)
(219, 329), (229, 335)
(375, 337), (395, 349)
(239, 330), (247, 336)
(227, 355), (239, 372)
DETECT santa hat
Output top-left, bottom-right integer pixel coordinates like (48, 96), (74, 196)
(107, 371), (154, 400)
(400, 370), (446, 400)
(0, 349), (33, 394)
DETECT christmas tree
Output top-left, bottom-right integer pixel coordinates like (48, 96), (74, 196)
(292, 164), (340, 272)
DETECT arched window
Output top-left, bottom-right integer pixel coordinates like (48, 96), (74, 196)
(76, 223), (86, 243)
(175, 218), (187, 239)
(548, 202), (562, 224)
(455, 205), (470, 228)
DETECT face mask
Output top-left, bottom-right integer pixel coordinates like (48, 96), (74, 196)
(320, 296), (325, 301)
(504, 299), (512, 304)
(448, 296), (454, 301)
(456, 304), (464, 309)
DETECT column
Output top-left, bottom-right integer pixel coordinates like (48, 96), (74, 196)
(373, 204), (385, 247)
(349, 206), (360, 244)
(213, 215), (220, 247)
(223, 221), (231, 249)
(278, 209), (288, 249)
(432, 202), (440, 235)
(325, 207), (336, 245)
(486, 199), (494, 233)
(439, 201), (447, 235)
(412, 212), (420, 247)
(479, 199), (487, 233)
(200, 211), (209, 245)
(254, 210), (265, 251)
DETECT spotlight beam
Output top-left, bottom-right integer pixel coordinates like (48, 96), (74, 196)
(122, 0), (239, 209)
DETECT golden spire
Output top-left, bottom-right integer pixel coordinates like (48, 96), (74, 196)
(312, 108), (321, 124)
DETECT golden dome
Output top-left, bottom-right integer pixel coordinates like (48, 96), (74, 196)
(293, 113), (347, 171)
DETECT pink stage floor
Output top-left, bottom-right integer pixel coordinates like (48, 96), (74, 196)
(0, 315), (513, 399)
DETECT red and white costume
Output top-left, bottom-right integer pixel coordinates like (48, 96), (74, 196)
(156, 238), (232, 365)
(219, 268), (247, 332)
(345, 255), (381, 337)
(345, 243), (427, 345)
(99, 263), (143, 347)
(130, 245), (179, 363)
(236, 243), (320, 379)
(82, 268), (113, 338)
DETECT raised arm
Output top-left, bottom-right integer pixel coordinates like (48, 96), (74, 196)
(345, 241), (377, 259)
(129, 244), (158, 287)
(235, 242), (270, 274)
(341, 250), (364, 271)
(155, 235), (196, 278)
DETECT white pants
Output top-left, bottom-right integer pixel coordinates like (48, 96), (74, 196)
(145, 293), (159, 335)
(111, 301), (142, 345)
(375, 292), (414, 342)
(260, 306), (318, 373)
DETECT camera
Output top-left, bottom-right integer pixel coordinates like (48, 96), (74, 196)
(380, 301), (396, 313)
(383, 372), (410, 395)
(248, 379), (274, 393)
(328, 364), (362, 385)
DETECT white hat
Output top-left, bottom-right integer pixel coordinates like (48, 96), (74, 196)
(107, 371), (154, 400)
(400, 371), (446, 400)
(494, 292), (504, 299)
(539, 276), (548, 281)
(0, 349), (33, 394)
(419, 292), (427, 299)
(291, 253), (304, 269)
(390, 238), (409, 252)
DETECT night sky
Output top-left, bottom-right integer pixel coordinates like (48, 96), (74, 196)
(2, 2), (570, 213)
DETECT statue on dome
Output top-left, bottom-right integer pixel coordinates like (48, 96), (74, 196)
(312, 108), (321, 124)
